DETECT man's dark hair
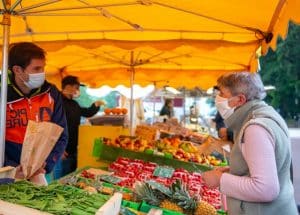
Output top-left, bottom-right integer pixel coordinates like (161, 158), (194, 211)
(8, 42), (46, 70)
(165, 98), (172, 105)
(61, 75), (80, 89)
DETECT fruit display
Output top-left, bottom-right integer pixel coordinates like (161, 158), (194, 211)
(103, 136), (224, 166)
(135, 180), (217, 215)
(151, 120), (208, 144)
(60, 157), (222, 212)
(135, 125), (158, 142)
(103, 136), (154, 152)
(104, 107), (127, 115)
(108, 157), (222, 210)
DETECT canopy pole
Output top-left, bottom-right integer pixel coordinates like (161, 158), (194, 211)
(0, 1), (11, 167)
(182, 87), (186, 127)
(152, 81), (157, 124)
(129, 51), (135, 136)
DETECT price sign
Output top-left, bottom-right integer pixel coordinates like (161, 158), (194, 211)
(153, 166), (174, 178)
(99, 175), (122, 184)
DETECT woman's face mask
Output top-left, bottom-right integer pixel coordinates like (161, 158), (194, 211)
(23, 72), (45, 90)
(215, 94), (235, 119)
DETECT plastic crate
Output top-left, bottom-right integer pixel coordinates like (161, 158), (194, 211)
(217, 210), (228, 215)
(139, 201), (227, 215)
(139, 201), (183, 215)
(122, 200), (141, 210)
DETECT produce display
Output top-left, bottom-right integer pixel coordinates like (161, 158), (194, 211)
(104, 108), (128, 115)
(0, 180), (110, 215)
(135, 180), (217, 215)
(60, 169), (134, 201)
(103, 136), (154, 153)
(60, 157), (222, 214)
(108, 157), (221, 210)
(135, 125), (158, 142)
(135, 123), (207, 144)
(103, 136), (224, 166)
(155, 138), (222, 166)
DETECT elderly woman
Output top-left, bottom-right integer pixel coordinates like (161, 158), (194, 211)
(203, 72), (297, 215)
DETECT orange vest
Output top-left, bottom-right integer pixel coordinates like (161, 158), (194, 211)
(6, 92), (54, 144)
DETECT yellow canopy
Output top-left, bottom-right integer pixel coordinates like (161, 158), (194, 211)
(1, 0), (300, 89)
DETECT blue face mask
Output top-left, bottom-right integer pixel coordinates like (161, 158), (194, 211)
(24, 72), (45, 89)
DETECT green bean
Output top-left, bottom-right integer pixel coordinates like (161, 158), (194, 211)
(0, 180), (110, 215)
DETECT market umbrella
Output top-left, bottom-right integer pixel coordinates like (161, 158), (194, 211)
(38, 42), (258, 89)
(1, 0), (300, 88)
(1, 0), (300, 166)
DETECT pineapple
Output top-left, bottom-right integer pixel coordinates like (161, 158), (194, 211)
(135, 180), (217, 215)
(134, 182), (161, 206)
(171, 180), (217, 215)
(134, 181), (184, 213)
(195, 201), (217, 215)
(159, 199), (184, 213)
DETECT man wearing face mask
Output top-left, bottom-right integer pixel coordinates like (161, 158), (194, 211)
(202, 72), (297, 215)
(5, 42), (68, 181)
(54, 75), (105, 178)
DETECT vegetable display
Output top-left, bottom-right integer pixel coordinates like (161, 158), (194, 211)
(0, 180), (110, 215)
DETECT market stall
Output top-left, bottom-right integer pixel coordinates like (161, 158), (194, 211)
(1, 1), (300, 214)
(1, 0), (300, 160)
(74, 119), (231, 214)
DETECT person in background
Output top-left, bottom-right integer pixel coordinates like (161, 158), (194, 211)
(5, 42), (68, 181)
(213, 111), (233, 141)
(54, 75), (105, 178)
(202, 72), (297, 215)
(159, 98), (174, 119)
(189, 105), (198, 124)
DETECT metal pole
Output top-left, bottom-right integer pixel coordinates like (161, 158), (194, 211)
(182, 87), (186, 126)
(129, 51), (135, 136)
(0, 3), (11, 167)
(152, 81), (156, 124)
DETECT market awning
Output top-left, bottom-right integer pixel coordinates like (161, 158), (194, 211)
(1, 0), (300, 89)
(44, 42), (258, 89)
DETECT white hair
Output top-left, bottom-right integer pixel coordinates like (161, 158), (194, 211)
(217, 71), (266, 101)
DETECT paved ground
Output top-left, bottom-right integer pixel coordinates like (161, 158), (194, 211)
(290, 128), (300, 206)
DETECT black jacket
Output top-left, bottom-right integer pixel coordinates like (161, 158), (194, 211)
(62, 97), (99, 155)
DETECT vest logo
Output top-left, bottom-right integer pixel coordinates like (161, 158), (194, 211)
(6, 107), (52, 128)
(6, 93), (54, 144)
(6, 108), (28, 128)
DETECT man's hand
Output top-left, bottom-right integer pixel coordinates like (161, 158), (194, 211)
(15, 163), (46, 179)
(94, 100), (106, 107)
(32, 163), (46, 177)
(15, 165), (25, 179)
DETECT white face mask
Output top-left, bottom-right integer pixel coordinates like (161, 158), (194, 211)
(24, 72), (45, 90)
(215, 94), (235, 119)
